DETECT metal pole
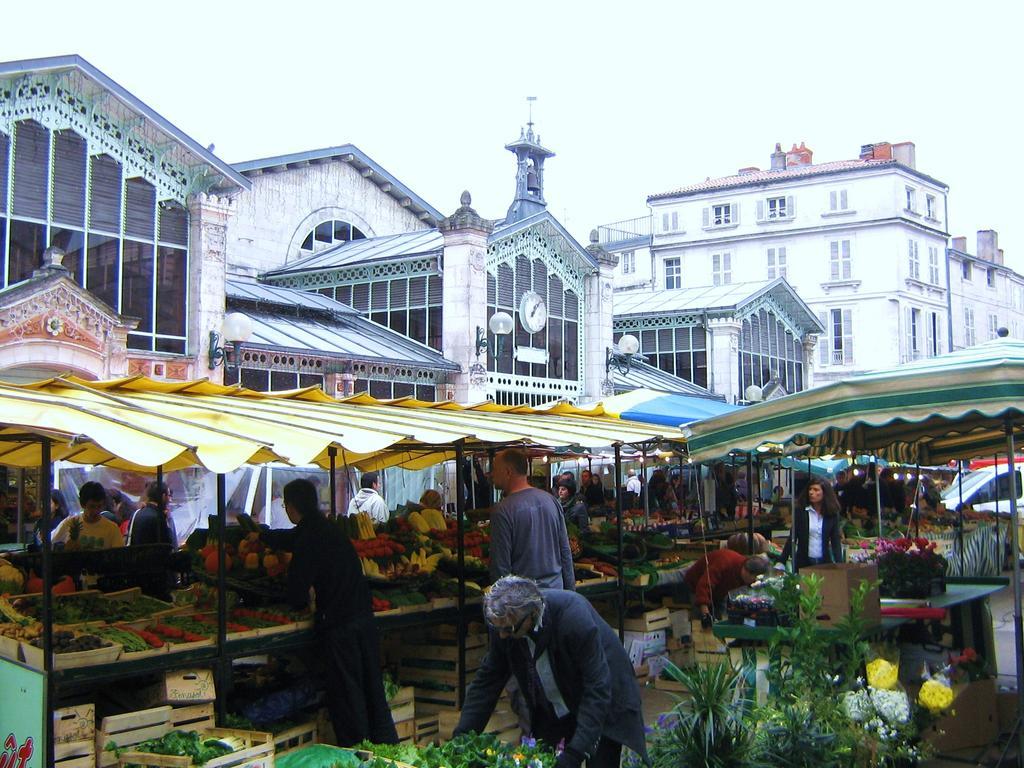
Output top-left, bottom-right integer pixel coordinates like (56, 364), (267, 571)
(994, 454), (1002, 574)
(454, 441), (467, 707)
(328, 447), (337, 518)
(40, 438), (54, 768)
(746, 453), (755, 553)
(615, 444), (625, 641)
(1002, 423), (1024, 762)
(958, 460), (965, 576)
(216, 473), (228, 725)
(874, 460), (883, 540)
(913, 462), (921, 539)
(16, 467), (25, 545)
(642, 445), (650, 527)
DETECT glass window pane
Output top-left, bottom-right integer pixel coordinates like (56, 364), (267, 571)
(369, 380), (391, 399)
(0, 218), (5, 278)
(0, 131), (9, 213)
(156, 246), (187, 336)
(693, 350), (708, 388)
(409, 308), (427, 345)
(531, 326), (547, 378)
(122, 240), (154, 331)
(514, 324), (530, 376)
(12, 120), (49, 220)
(158, 202), (189, 245)
(270, 371), (298, 391)
(389, 309), (407, 336)
(547, 318), (563, 379)
(8, 219), (45, 285)
(315, 221), (333, 243)
(351, 226), (366, 240)
(155, 337), (186, 355)
(370, 311), (387, 326)
(333, 220), (351, 242)
(564, 321), (578, 380)
(427, 306), (442, 351)
(50, 228), (86, 286)
(394, 382), (415, 398)
(52, 130), (87, 227)
(86, 233), (120, 310)
(240, 368), (270, 391)
(415, 384), (435, 402)
(127, 333), (151, 351)
(300, 232), (314, 251)
(89, 155), (122, 233)
(299, 374), (324, 389)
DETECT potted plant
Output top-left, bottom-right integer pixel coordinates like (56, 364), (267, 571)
(874, 538), (947, 598)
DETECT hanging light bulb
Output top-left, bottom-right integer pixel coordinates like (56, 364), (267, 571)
(542, 455), (549, 463)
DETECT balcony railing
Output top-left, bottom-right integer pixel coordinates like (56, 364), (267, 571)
(597, 215), (653, 245)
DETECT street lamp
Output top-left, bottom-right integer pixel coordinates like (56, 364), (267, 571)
(605, 334), (641, 376)
(471, 312), (513, 387)
(209, 312), (254, 375)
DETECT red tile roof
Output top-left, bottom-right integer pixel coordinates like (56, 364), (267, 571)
(648, 158), (898, 200)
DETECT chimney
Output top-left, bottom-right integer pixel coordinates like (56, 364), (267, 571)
(737, 166), (760, 175)
(785, 141), (813, 167)
(951, 236), (967, 252)
(997, 248), (1005, 265)
(859, 142), (892, 161)
(892, 141), (916, 169)
(977, 230), (998, 262)
(770, 143), (787, 171)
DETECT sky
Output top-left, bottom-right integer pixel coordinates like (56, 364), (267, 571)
(5, 1), (1021, 268)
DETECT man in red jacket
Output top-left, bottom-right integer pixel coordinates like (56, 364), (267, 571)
(684, 549), (769, 625)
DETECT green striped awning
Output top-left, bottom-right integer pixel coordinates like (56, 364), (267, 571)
(685, 337), (1024, 464)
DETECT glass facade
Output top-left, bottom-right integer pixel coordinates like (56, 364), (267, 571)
(631, 326), (709, 388)
(0, 120), (189, 354)
(738, 308), (805, 395)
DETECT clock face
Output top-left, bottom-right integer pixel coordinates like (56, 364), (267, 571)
(518, 291), (548, 333)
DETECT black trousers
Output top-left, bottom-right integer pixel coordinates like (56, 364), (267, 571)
(533, 711), (623, 768)
(319, 615), (398, 747)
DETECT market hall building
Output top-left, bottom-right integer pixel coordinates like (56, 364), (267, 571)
(0, 54), (690, 406)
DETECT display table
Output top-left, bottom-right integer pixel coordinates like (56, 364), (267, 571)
(713, 578), (1006, 653)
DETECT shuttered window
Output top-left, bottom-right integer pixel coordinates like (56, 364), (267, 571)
(124, 177), (156, 239)
(0, 131), (9, 213)
(122, 241), (154, 332)
(89, 155), (122, 233)
(12, 120), (49, 220)
(51, 130), (87, 226)
(158, 202), (188, 245)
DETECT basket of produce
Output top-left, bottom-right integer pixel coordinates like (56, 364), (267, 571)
(111, 727), (273, 767)
(144, 622), (215, 653)
(228, 608), (298, 636)
(93, 625), (168, 660)
(21, 629), (121, 670)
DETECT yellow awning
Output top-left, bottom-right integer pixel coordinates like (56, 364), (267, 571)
(5, 376), (686, 472)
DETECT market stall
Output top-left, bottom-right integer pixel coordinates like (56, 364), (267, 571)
(0, 374), (690, 766)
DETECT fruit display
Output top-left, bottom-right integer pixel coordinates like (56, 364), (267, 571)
(29, 629), (111, 653)
(0, 560), (25, 594)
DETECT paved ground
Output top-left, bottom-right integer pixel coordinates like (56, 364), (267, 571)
(637, 574), (1023, 766)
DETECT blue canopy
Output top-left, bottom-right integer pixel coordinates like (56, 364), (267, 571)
(601, 389), (739, 428)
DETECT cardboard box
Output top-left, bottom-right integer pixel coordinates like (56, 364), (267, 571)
(623, 629), (667, 659)
(802, 563), (880, 627)
(142, 669), (217, 706)
(920, 678), (998, 753)
(997, 690), (1018, 732)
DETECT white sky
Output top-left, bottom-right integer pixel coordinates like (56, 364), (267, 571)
(6, 1), (1022, 268)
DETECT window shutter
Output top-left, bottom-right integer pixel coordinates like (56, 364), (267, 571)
(662, 212), (670, 231)
(842, 240), (852, 279)
(767, 248), (775, 279)
(786, 195), (795, 217)
(125, 177), (156, 239)
(840, 190), (848, 209)
(731, 203), (739, 224)
(756, 200), (764, 221)
(829, 190), (837, 211)
(842, 309), (854, 363)
(12, 120), (49, 219)
(158, 202), (189, 245)
(51, 130), (87, 226)
(89, 154), (122, 232)
(830, 241), (839, 280)
(0, 131), (8, 213)
(904, 306), (913, 358)
(352, 283), (370, 312)
(702, 207), (709, 228)
(724, 252), (732, 277)
(926, 311), (936, 357)
(671, 211), (679, 230)
(817, 311), (829, 365)
(934, 312), (942, 354)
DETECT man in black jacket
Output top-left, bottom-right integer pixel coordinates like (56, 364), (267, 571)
(455, 576), (647, 768)
(262, 478), (397, 746)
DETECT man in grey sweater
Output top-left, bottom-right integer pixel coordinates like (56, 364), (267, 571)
(489, 448), (575, 590)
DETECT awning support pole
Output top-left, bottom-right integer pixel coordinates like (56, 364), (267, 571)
(874, 459), (883, 540)
(747, 453), (755, 554)
(216, 473), (229, 725)
(328, 447), (337, 518)
(40, 438), (54, 768)
(994, 454), (1002, 573)
(1002, 422), (1024, 762)
(454, 440), (467, 708)
(615, 443), (625, 641)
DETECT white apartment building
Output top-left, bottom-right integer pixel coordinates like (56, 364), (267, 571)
(602, 141), (951, 395)
(947, 230), (1024, 348)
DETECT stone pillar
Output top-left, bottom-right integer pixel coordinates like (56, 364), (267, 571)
(583, 231), (618, 403)
(708, 318), (742, 403)
(188, 193), (235, 384)
(802, 335), (818, 390)
(439, 192), (494, 402)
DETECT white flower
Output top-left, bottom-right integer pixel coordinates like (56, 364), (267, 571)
(870, 687), (910, 724)
(45, 316), (64, 336)
(842, 690), (874, 722)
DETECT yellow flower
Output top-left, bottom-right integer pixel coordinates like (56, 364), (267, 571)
(866, 658), (899, 690)
(918, 679), (954, 713)
(514, 754), (525, 762)
(486, 750), (496, 757)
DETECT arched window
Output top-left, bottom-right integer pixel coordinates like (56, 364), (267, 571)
(299, 219), (366, 252)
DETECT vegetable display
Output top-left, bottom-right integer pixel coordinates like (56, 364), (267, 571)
(106, 730), (240, 766)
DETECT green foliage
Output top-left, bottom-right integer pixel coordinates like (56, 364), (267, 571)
(649, 661), (758, 768)
(751, 702), (842, 768)
(359, 732), (556, 768)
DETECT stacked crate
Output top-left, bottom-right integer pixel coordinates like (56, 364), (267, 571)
(398, 623), (488, 716)
(53, 703), (95, 768)
(389, 686), (417, 743)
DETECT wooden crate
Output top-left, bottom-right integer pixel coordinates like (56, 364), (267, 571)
(170, 702), (215, 731)
(115, 727), (273, 767)
(97, 705), (173, 768)
(624, 607), (671, 633)
(55, 738), (94, 768)
(412, 686), (463, 714)
(142, 669), (217, 706)
(273, 721), (317, 756)
(395, 718), (417, 743)
(390, 700), (416, 724)
(54, 702), (95, 744)
(690, 622), (728, 654)
(414, 715), (440, 744)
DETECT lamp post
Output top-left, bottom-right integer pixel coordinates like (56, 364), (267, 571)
(471, 312), (513, 388)
(602, 334), (641, 395)
(209, 312), (254, 380)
